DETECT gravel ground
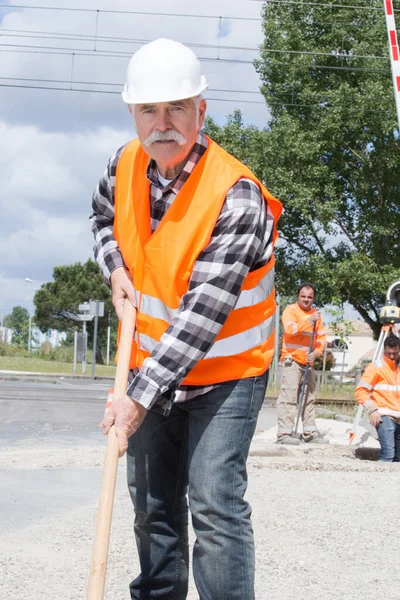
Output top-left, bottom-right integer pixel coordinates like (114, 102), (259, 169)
(1, 439), (399, 600)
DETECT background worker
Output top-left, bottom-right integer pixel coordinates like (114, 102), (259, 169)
(276, 282), (327, 444)
(90, 38), (281, 600)
(355, 334), (400, 462)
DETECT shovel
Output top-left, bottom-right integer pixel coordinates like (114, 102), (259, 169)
(87, 300), (136, 599)
(293, 322), (317, 438)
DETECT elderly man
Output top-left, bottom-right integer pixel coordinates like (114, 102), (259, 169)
(276, 282), (327, 444)
(90, 38), (281, 600)
(356, 334), (400, 462)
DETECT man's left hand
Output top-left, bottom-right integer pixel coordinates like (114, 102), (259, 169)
(307, 351), (317, 363)
(101, 395), (147, 456)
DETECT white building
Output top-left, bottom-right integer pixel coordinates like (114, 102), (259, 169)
(31, 327), (67, 348)
(326, 320), (377, 371)
(0, 326), (66, 348)
(0, 327), (13, 343)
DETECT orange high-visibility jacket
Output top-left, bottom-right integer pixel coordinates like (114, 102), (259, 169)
(114, 136), (282, 385)
(280, 303), (326, 366)
(356, 354), (400, 415)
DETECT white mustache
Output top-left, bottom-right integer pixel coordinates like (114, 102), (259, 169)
(143, 129), (187, 146)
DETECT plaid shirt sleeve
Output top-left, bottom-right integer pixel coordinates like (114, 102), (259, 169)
(127, 179), (275, 410)
(89, 145), (127, 283)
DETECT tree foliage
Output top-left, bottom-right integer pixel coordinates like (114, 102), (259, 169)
(3, 306), (30, 347)
(204, 0), (400, 338)
(34, 259), (118, 361)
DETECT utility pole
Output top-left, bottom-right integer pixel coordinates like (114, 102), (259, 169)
(82, 321), (88, 374)
(91, 300), (100, 379)
(28, 311), (32, 353)
(89, 300), (104, 379)
(73, 330), (78, 373)
(106, 310), (111, 366)
(274, 292), (280, 371)
(383, 0), (400, 129)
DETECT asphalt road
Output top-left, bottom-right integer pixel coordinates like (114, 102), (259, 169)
(0, 379), (277, 447)
(0, 380), (277, 536)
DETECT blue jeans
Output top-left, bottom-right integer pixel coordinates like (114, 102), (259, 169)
(376, 416), (400, 462)
(126, 372), (268, 600)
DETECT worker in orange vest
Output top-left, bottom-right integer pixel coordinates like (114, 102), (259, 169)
(276, 282), (327, 444)
(90, 38), (282, 600)
(355, 334), (400, 462)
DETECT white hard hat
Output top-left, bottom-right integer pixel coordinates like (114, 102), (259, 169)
(122, 38), (209, 105)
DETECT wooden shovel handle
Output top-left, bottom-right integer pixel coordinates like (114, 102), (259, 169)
(87, 300), (136, 599)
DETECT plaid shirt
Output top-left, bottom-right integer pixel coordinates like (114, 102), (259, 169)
(90, 131), (275, 414)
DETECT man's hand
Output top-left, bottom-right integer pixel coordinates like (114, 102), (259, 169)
(101, 395), (147, 456)
(369, 410), (382, 428)
(307, 311), (320, 326)
(306, 351), (317, 363)
(110, 266), (136, 321)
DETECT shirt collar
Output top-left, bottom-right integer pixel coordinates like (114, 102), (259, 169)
(146, 130), (209, 194)
(383, 353), (399, 370)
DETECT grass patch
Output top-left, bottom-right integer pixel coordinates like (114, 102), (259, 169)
(316, 403), (358, 418)
(0, 355), (116, 377)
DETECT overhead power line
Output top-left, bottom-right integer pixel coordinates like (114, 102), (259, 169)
(0, 2), (398, 14)
(0, 44), (391, 73)
(0, 81), (266, 104)
(0, 80), (395, 115)
(0, 3), (262, 21)
(0, 76), (264, 96)
(0, 28), (392, 61)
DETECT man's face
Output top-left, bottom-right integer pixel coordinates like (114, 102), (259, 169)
(297, 286), (315, 311)
(384, 345), (400, 362)
(131, 98), (206, 172)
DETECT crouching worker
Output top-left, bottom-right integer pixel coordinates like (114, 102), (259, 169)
(276, 282), (327, 445)
(356, 335), (400, 462)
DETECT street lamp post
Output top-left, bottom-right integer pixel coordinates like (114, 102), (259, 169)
(24, 277), (44, 353)
(24, 278), (35, 353)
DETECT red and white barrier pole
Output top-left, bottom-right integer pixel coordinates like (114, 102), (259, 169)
(383, 0), (400, 129)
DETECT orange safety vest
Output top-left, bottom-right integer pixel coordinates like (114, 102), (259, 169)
(280, 303), (326, 365)
(356, 354), (400, 414)
(114, 136), (282, 385)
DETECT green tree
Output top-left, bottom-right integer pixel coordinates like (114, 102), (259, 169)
(205, 1), (400, 338)
(34, 259), (118, 363)
(4, 306), (30, 347)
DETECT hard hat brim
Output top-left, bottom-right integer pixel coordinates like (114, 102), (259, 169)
(122, 82), (209, 105)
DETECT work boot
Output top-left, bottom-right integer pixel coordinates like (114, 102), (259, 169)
(276, 435), (300, 446)
(301, 431), (329, 444)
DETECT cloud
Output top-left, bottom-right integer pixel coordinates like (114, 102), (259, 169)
(0, 0), (270, 311)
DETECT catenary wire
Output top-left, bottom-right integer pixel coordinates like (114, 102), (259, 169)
(0, 2), (398, 14)
(0, 81), (396, 115)
(0, 28), (393, 61)
(0, 44), (392, 72)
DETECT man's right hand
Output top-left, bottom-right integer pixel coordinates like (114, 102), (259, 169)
(369, 410), (382, 427)
(110, 266), (136, 321)
(307, 311), (320, 326)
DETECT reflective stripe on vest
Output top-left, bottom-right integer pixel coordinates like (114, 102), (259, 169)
(137, 266), (275, 324)
(358, 380), (373, 390)
(138, 315), (274, 359)
(373, 384), (400, 392)
(284, 343), (310, 352)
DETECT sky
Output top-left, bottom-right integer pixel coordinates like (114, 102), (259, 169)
(0, 0), (272, 316)
(0, 0), (363, 325)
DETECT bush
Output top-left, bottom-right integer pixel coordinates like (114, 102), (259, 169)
(0, 340), (28, 357)
(37, 342), (75, 362)
(314, 350), (335, 371)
